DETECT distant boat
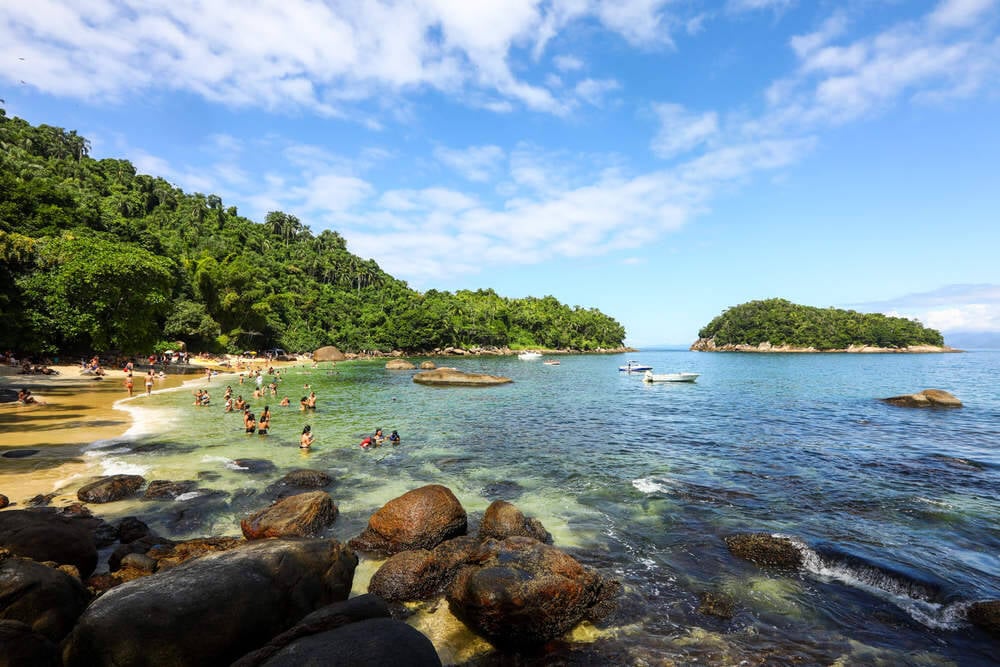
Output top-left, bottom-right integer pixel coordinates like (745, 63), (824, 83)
(543, 359), (560, 366)
(643, 370), (699, 383)
(518, 351), (543, 360)
(619, 360), (652, 372)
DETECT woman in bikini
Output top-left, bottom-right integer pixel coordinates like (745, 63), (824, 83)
(300, 425), (314, 449)
(258, 406), (271, 435)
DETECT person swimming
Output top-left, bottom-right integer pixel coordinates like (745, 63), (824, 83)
(244, 410), (256, 434)
(389, 430), (400, 445)
(373, 428), (384, 445)
(258, 407), (270, 435)
(300, 425), (314, 449)
(359, 435), (373, 449)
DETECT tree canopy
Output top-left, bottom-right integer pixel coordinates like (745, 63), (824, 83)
(0, 110), (626, 356)
(697, 298), (944, 349)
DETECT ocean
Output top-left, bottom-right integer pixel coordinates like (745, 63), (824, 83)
(83, 349), (1000, 665)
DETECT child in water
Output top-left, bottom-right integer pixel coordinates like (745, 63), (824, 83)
(389, 430), (400, 445)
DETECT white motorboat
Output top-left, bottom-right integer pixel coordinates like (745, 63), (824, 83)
(643, 370), (699, 383)
(518, 351), (543, 360)
(619, 360), (652, 372)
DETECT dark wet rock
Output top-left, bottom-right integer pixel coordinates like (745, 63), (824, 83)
(882, 388), (962, 408)
(413, 368), (512, 386)
(0, 510), (97, 577)
(147, 536), (244, 571)
(25, 493), (56, 507)
(967, 599), (1000, 637)
(158, 489), (231, 534)
(1, 449), (39, 459)
(368, 550), (440, 603)
(119, 553), (157, 574)
(76, 474), (145, 504)
(116, 516), (152, 544)
(478, 500), (552, 544)
(447, 536), (620, 647)
(385, 359), (416, 369)
(0, 494), (8, 509)
(241, 491), (339, 540)
(197, 470), (222, 481)
(313, 345), (346, 362)
(481, 480), (524, 500)
(349, 484), (467, 556)
(0, 620), (60, 667)
(143, 479), (199, 500)
(232, 594), (393, 667)
(257, 617), (441, 667)
(233, 459), (278, 474)
(0, 556), (90, 641)
(108, 535), (173, 572)
(62, 538), (358, 667)
(697, 591), (736, 619)
(264, 469), (332, 499)
(725, 533), (803, 568)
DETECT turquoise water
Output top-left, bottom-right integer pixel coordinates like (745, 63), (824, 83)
(88, 350), (1000, 664)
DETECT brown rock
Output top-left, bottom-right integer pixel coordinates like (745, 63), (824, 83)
(412, 368), (512, 386)
(385, 359), (416, 370)
(882, 389), (962, 408)
(419, 361), (436, 369)
(724, 533), (803, 568)
(241, 491), (338, 540)
(0, 494), (8, 509)
(312, 346), (346, 362)
(76, 475), (145, 504)
(349, 484), (467, 555)
(478, 500), (552, 544)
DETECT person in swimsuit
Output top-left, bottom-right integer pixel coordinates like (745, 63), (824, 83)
(373, 428), (384, 445)
(300, 425), (314, 449)
(258, 406), (271, 435)
(389, 430), (400, 445)
(145, 371), (154, 396)
(279, 396), (290, 406)
(235, 395), (246, 410)
(307, 392), (317, 410)
(125, 373), (134, 397)
(244, 411), (256, 434)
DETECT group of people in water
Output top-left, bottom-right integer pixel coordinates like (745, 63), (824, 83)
(359, 428), (400, 448)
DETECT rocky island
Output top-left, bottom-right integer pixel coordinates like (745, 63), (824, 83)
(691, 298), (959, 353)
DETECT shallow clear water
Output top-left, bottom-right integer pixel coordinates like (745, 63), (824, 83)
(89, 350), (1000, 665)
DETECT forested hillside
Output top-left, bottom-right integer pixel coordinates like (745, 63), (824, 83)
(0, 111), (625, 356)
(696, 298), (944, 349)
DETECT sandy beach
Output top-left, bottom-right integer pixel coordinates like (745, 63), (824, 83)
(0, 360), (263, 508)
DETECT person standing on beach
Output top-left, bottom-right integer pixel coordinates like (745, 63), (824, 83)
(125, 373), (134, 397)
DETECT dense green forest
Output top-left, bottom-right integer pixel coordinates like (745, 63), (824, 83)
(697, 298), (944, 349)
(0, 111), (625, 356)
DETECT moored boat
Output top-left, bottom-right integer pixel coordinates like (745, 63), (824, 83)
(619, 360), (652, 372)
(643, 370), (699, 383)
(518, 351), (543, 360)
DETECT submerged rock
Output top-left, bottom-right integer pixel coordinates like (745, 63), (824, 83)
(63, 538), (357, 667)
(724, 533), (803, 568)
(385, 359), (416, 369)
(349, 484), (467, 556)
(697, 590), (736, 619)
(412, 368), (512, 386)
(76, 474), (145, 504)
(143, 479), (199, 500)
(478, 500), (552, 544)
(881, 389), (962, 408)
(241, 491), (339, 540)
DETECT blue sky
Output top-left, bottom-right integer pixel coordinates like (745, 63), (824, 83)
(2, 0), (999, 345)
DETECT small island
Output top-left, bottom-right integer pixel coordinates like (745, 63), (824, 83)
(691, 298), (958, 353)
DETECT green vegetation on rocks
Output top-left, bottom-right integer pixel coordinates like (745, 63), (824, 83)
(0, 111), (625, 355)
(695, 298), (944, 350)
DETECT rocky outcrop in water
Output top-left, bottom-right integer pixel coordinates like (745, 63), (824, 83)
(367, 536), (480, 603)
(349, 484), (468, 555)
(478, 500), (552, 543)
(447, 536), (620, 647)
(385, 359), (416, 369)
(142, 479), (198, 500)
(76, 474), (145, 504)
(881, 389), (963, 408)
(241, 491), (339, 540)
(690, 338), (959, 354)
(312, 345), (346, 362)
(420, 360), (436, 369)
(724, 533), (803, 568)
(63, 538), (358, 667)
(412, 368), (512, 386)
(967, 600), (1000, 637)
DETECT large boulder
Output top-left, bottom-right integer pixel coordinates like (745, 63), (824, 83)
(368, 536), (480, 603)
(385, 359), (416, 370)
(241, 491), (339, 540)
(419, 361), (436, 369)
(257, 618), (441, 667)
(724, 533), (803, 568)
(349, 485), (467, 556)
(62, 538), (358, 667)
(0, 510), (97, 577)
(0, 556), (90, 641)
(412, 368), (512, 386)
(76, 474), (145, 503)
(312, 346), (346, 362)
(143, 480), (199, 500)
(881, 389), (962, 408)
(447, 536), (620, 647)
(0, 620), (60, 667)
(478, 500), (552, 544)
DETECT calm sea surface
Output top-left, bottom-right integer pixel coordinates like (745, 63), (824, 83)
(88, 350), (1000, 665)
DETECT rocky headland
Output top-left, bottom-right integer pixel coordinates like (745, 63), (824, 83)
(690, 338), (961, 353)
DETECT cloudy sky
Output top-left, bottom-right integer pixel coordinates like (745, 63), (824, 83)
(2, 0), (998, 345)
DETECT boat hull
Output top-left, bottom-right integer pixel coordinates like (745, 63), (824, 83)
(643, 371), (699, 383)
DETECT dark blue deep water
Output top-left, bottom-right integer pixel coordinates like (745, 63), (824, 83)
(96, 350), (1000, 665)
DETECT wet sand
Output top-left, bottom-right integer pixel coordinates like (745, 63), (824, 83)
(0, 362), (242, 507)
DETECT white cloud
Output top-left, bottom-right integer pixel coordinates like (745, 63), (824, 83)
(929, 0), (997, 29)
(553, 54), (585, 71)
(651, 103), (720, 158)
(727, 0), (795, 14)
(574, 78), (621, 106)
(854, 285), (1000, 332)
(434, 145), (506, 182)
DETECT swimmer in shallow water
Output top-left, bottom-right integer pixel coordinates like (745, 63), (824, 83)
(300, 425), (314, 449)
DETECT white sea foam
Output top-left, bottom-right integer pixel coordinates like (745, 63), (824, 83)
(175, 491), (203, 502)
(632, 477), (673, 494)
(96, 458), (149, 477)
(782, 534), (967, 630)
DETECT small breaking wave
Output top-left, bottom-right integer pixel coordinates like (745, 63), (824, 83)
(632, 477), (674, 494)
(201, 455), (248, 471)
